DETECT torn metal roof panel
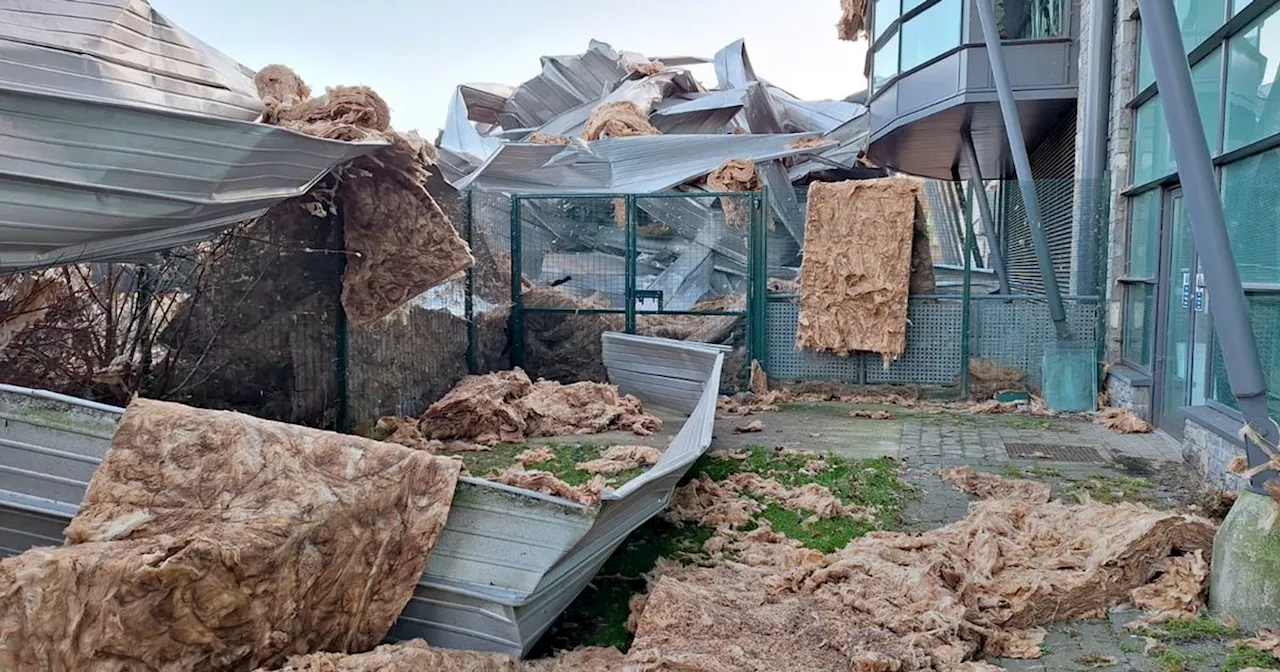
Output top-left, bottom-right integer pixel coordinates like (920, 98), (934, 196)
(0, 87), (382, 271)
(459, 133), (822, 194)
(499, 40), (631, 129)
(0, 0), (262, 120)
(713, 39), (758, 90)
(458, 83), (516, 126)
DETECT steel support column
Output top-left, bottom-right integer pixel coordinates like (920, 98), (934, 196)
(960, 130), (1012, 295)
(973, 0), (1070, 338)
(1139, 0), (1279, 491)
(1077, 0), (1115, 295)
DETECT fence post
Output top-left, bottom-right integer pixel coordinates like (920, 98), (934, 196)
(748, 190), (769, 372)
(464, 190), (477, 374)
(625, 194), (637, 335)
(509, 196), (524, 369)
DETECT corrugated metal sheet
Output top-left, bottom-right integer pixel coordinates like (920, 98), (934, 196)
(455, 133), (822, 194)
(1002, 114), (1077, 294)
(0, 333), (726, 659)
(0, 87), (383, 270)
(0, 0), (262, 119)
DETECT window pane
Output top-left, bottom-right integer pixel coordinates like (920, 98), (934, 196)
(1222, 149), (1280, 284)
(1138, 0), (1228, 90)
(1133, 97), (1172, 184)
(1127, 190), (1161, 278)
(900, 0), (962, 71)
(874, 33), (900, 88)
(1225, 3), (1280, 152)
(1132, 55), (1219, 184)
(903, 0), (929, 11)
(1210, 294), (1280, 418)
(1123, 283), (1157, 369)
(997, 0), (1069, 39)
(875, 0), (901, 40)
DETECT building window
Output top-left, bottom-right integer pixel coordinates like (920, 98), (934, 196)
(875, 0), (900, 41)
(1138, 0), (1229, 90)
(997, 0), (1070, 40)
(1131, 54), (1221, 185)
(1121, 190), (1161, 370)
(874, 32), (901, 89)
(1225, 3), (1280, 153)
(1209, 148), (1280, 417)
(900, 0), (963, 71)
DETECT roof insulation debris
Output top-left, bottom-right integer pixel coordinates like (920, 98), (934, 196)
(438, 38), (885, 280)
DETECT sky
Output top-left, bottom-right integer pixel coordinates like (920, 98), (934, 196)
(152, 0), (869, 136)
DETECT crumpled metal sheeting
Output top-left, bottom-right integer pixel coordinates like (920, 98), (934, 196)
(458, 133), (822, 194)
(0, 0), (262, 120)
(499, 40), (633, 130)
(0, 88), (382, 271)
(459, 83), (517, 126)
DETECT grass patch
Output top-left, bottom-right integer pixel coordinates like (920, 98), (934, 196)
(450, 442), (648, 487)
(1155, 649), (1191, 672)
(1141, 617), (1240, 643)
(1225, 646), (1280, 671)
(755, 504), (879, 554)
(1065, 474), (1156, 504)
(1000, 464), (1064, 480)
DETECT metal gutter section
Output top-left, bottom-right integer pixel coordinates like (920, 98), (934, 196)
(0, 333), (725, 658)
(1137, 0), (1279, 493)
(972, 0), (1070, 338)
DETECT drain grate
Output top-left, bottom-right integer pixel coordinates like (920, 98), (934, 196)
(1004, 443), (1104, 462)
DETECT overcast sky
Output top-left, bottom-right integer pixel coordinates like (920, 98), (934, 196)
(152, 0), (869, 135)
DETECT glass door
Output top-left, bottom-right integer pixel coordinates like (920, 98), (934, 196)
(1154, 189), (1214, 435)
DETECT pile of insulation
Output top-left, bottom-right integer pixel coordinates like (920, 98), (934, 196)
(254, 65), (474, 326)
(616, 466), (1216, 670)
(0, 399), (461, 671)
(796, 177), (936, 364)
(411, 368), (663, 445)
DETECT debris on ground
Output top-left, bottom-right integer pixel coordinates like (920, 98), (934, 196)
(795, 178), (928, 364)
(1129, 550), (1211, 625)
(261, 639), (519, 671)
(836, 0), (869, 40)
(375, 416), (490, 453)
(967, 358), (1028, 402)
(849, 409), (894, 420)
(941, 466), (1052, 504)
(576, 445), (664, 474)
(255, 65), (473, 326)
(749, 359), (769, 396)
(413, 368), (661, 445)
(515, 446), (557, 466)
(1231, 630), (1280, 657)
(1097, 407), (1154, 434)
(0, 399), (461, 671)
(490, 465), (608, 505)
(632, 455), (1217, 671)
(734, 419), (766, 433)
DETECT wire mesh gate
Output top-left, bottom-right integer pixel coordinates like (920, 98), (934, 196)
(506, 192), (768, 389)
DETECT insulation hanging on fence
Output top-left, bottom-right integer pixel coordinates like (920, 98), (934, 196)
(794, 178), (924, 365)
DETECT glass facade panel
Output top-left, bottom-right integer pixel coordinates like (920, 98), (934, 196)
(1222, 149), (1280, 285)
(997, 0), (1070, 40)
(1124, 283), (1157, 369)
(874, 32), (900, 89)
(1132, 55), (1220, 184)
(1225, 3), (1280, 152)
(875, 0), (900, 40)
(900, 0), (962, 71)
(1128, 190), (1161, 278)
(1210, 294), (1280, 418)
(1139, 0), (1229, 90)
(903, 0), (929, 11)
(1133, 97), (1172, 184)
